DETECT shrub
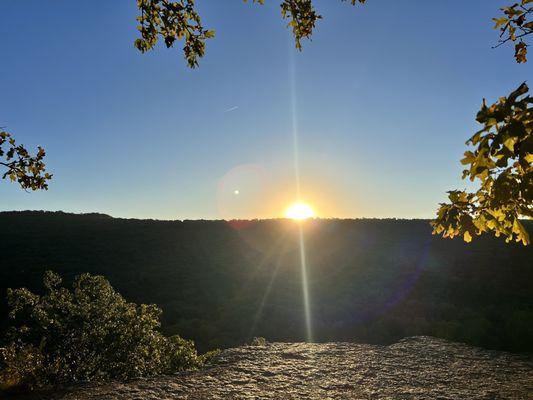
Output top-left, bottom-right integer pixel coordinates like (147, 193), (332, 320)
(0, 271), (214, 391)
(0, 342), (44, 391)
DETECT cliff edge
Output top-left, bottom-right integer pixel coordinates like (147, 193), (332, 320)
(13, 337), (533, 399)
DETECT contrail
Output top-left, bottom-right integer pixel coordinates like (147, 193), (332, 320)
(223, 106), (239, 113)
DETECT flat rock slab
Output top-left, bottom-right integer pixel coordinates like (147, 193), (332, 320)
(17, 337), (533, 399)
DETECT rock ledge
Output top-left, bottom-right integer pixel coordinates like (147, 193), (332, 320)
(17, 337), (533, 399)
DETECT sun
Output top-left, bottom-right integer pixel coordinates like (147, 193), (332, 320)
(285, 202), (315, 220)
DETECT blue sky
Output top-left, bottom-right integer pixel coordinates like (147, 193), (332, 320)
(0, 0), (529, 219)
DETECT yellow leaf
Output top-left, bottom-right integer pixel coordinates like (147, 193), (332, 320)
(503, 137), (517, 152)
(493, 17), (508, 29)
(463, 231), (472, 243)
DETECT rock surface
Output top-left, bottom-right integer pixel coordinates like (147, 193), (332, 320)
(17, 337), (533, 399)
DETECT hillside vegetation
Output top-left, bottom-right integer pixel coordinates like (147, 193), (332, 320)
(0, 212), (532, 353)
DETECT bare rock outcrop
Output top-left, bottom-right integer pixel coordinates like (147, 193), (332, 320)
(16, 337), (533, 399)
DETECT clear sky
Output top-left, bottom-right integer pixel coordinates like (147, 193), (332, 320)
(0, 0), (529, 219)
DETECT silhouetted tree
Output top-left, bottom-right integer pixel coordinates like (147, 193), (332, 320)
(0, 130), (51, 191)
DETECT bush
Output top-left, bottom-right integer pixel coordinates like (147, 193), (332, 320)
(0, 271), (215, 391)
(0, 342), (44, 391)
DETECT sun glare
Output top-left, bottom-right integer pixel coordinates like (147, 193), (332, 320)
(285, 202), (315, 220)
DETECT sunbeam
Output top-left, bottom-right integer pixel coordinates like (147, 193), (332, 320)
(289, 46), (313, 343)
(298, 223), (313, 342)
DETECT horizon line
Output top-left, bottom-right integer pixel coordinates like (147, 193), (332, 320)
(0, 209), (446, 222)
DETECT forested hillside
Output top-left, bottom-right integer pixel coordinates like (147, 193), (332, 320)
(0, 211), (531, 353)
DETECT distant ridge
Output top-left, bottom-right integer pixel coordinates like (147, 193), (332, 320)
(1, 211), (531, 353)
(1, 210), (531, 225)
(0, 210), (114, 219)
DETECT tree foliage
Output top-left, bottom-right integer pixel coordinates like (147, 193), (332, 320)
(277, 0), (366, 50)
(493, 0), (533, 63)
(134, 0), (215, 68)
(0, 271), (217, 391)
(134, 0), (366, 64)
(0, 130), (51, 191)
(432, 83), (533, 245)
(133, 1), (531, 67)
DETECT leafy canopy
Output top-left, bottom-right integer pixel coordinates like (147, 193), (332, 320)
(0, 130), (52, 191)
(493, 0), (533, 63)
(134, 0), (215, 68)
(133, 1), (531, 67)
(0, 271), (217, 391)
(134, 0), (367, 66)
(432, 83), (533, 245)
